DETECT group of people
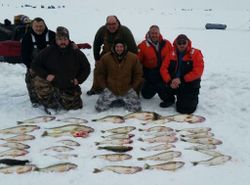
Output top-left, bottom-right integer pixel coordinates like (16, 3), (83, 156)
(21, 15), (204, 114)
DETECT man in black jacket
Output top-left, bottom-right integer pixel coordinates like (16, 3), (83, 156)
(21, 17), (55, 107)
(31, 26), (90, 110)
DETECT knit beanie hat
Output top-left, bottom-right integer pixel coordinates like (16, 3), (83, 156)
(56, 26), (70, 39)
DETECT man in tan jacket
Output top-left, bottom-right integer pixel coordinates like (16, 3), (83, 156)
(95, 39), (143, 112)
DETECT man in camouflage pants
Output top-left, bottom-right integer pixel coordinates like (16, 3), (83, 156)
(95, 39), (143, 112)
(31, 26), (90, 110)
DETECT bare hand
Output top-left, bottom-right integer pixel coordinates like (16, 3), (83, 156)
(46, 74), (55, 82)
(170, 78), (181, 89)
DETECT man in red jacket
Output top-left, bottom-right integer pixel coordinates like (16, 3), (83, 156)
(137, 25), (172, 106)
(160, 34), (204, 113)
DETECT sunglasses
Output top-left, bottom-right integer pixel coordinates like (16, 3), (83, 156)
(177, 41), (187, 46)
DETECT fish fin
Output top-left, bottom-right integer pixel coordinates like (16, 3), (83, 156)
(144, 163), (151, 169)
(180, 138), (187, 142)
(101, 136), (105, 138)
(95, 142), (100, 146)
(137, 157), (144, 161)
(138, 128), (144, 131)
(17, 121), (23, 125)
(180, 134), (186, 137)
(41, 131), (48, 137)
(175, 129), (181, 132)
(137, 138), (144, 142)
(191, 162), (199, 166)
(140, 147), (146, 151)
(101, 130), (105, 133)
(91, 119), (97, 122)
(93, 168), (102, 173)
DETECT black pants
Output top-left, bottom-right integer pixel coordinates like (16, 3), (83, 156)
(166, 83), (200, 114)
(141, 81), (168, 101)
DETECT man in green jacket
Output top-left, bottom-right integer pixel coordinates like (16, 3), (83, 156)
(95, 39), (143, 112)
(31, 26), (91, 111)
(87, 15), (137, 95)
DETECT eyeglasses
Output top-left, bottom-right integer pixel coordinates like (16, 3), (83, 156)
(177, 41), (187, 46)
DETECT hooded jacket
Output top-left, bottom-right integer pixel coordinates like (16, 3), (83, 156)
(97, 44), (143, 96)
(160, 37), (204, 86)
(137, 33), (172, 84)
(31, 45), (90, 90)
(21, 26), (55, 68)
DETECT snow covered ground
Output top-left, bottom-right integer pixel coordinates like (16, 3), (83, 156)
(0, 0), (250, 185)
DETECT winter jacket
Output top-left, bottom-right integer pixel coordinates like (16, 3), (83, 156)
(97, 51), (143, 96)
(93, 25), (137, 61)
(21, 27), (55, 68)
(137, 34), (172, 84)
(31, 45), (91, 90)
(160, 38), (204, 87)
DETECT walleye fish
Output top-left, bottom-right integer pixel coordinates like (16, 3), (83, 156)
(141, 143), (176, 151)
(97, 145), (133, 153)
(0, 125), (40, 134)
(124, 111), (161, 121)
(17, 115), (56, 124)
(46, 124), (94, 133)
(0, 142), (30, 150)
(141, 116), (172, 125)
(176, 127), (212, 134)
(0, 134), (35, 142)
(181, 138), (223, 145)
(144, 161), (185, 171)
(0, 165), (37, 174)
(44, 153), (78, 160)
(95, 139), (133, 146)
(93, 165), (142, 174)
(143, 131), (176, 138)
(36, 162), (77, 172)
(138, 135), (178, 143)
(194, 149), (224, 157)
(43, 146), (74, 153)
(56, 139), (80, 147)
(167, 114), (206, 123)
(0, 159), (30, 166)
(0, 149), (29, 157)
(137, 151), (182, 161)
(101, 133), (135, 140)
(139, 126), (174, 132)
(101, 126), (136, 134)
(93, 153), (132, 161)
(180, 132), (214, 139)
(42, 130), (89, 138)
(92, 115), (125, 123)
(57, 117), (88, 124)
(191, 155), (232, 166)
(185, 144), (217, 151)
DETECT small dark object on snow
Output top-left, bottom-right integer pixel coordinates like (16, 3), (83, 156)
(0, 159), (30, 166)
(205, 23), (227, 30)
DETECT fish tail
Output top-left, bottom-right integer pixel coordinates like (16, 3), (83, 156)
(180, 138), (187, 142)
(191, 162), (199, 166)
(41, 131), (48, 137)
(137, 157), (144, 161)
(93, 168), (102, 173)
(144, 163), (151, 169)
(92, 155), (97, 159)
(140, 147), (146, 151)
(17, 121), (23, 125)
(101, 130), (105, 133)
(175, 129), (181, 132)
(95, 142), (100, 146)
(137, 138), (144, 142)
(138, 128), (144, 131)
(97, 146), (103, 150)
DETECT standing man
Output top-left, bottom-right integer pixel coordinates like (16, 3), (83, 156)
(137, 25), (173, 107)
(95, 39), (143, 112)
(87, 15), (137, 95)
(21, 17), (55, 107)
(160, 34), (204, 113)
(31, 26), (90, 111)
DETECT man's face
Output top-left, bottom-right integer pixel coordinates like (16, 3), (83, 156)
(106, 17), (119, 33)
(32, 21), (46, 35)
(149, 27), (160, 42)
(176, 40), (188, 52)
(115, 43), (125, 55)
(56, 37), (70, 48)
